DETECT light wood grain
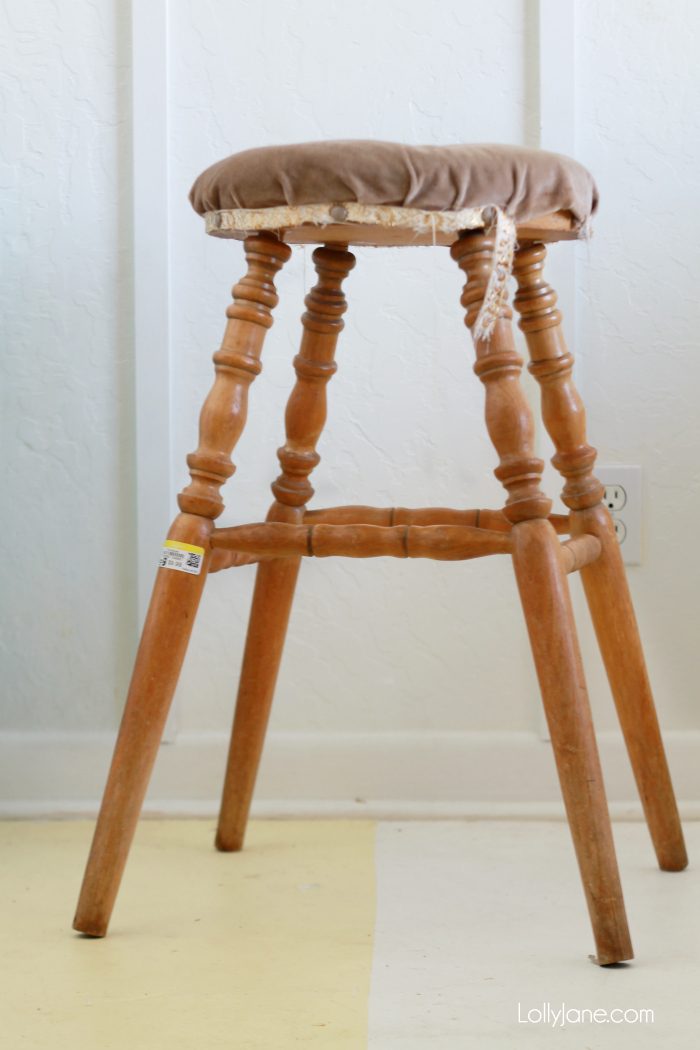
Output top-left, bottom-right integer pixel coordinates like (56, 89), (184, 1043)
(216, 245), (356, 852)
(178, 234), (292, 519)
(572, 505), (688, 871)
(514, 241), (687, 873)
(303, 505), (570, 533)
(74, 220), (684, 965)
(456, 230), (633, 963)
(559, 533), (601, 574)
(512, 519), (633, 965)
(451, 231), (551, 523)
(513, 241), (603, 512)
(211, 522), (512, 560)
(207, 505), (571, 570)
(73, 234), (291, 936)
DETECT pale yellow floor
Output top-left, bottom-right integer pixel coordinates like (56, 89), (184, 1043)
(1, 820), (376, 1049)
(4, 819), (699, 1047)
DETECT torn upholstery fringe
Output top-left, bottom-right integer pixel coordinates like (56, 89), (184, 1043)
(204, 201), (517, 340)
(471, 208), (516, 342)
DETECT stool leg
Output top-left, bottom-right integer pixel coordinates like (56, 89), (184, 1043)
(216, 245), (356, 851)
(72, 234), (291, 936)
(452, 231), (633, 964)
(513, 243), (687, 873)
(512, 519), (633, 964)
(214, 554), (301, 852)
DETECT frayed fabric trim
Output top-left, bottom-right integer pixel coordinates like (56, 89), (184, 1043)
(205, 200), (498, 235)
(203, 201), (517, 340)
(471, 208), (517, 342)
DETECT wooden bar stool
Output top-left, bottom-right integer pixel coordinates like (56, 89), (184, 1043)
(73, 141), (687, 963)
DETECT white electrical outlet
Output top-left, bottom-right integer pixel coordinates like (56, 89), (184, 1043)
(596, 465), (642, 565)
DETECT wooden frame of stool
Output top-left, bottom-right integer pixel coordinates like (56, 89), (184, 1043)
(73, 218), (687, 966)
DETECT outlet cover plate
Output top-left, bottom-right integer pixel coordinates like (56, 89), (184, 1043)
(596, 465), (642, 565)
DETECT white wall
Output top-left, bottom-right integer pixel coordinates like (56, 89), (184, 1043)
(573, 0), (700, 732)
(2, 0), (699, 813)
(1, 0), (135, 731)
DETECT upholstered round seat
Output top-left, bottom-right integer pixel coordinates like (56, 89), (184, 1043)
(189, 140), (598, 247)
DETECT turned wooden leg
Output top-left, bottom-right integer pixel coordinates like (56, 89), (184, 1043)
(73, 234), (291, 936)
(513, 243), (687, 872)
(216, 245), (356, 852)
(572, 507), (687, 870)
(453, 231), (633, 963)
(512, 520), (633, 963)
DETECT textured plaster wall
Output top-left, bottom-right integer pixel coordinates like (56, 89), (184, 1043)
(572, 0), (700, 731)
(3, 0), (699, 753)
(1, 0), (135, 729)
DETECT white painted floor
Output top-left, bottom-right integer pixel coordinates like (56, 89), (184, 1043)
(369, 821), (699, 1048)
(2, 819), (698, 1047)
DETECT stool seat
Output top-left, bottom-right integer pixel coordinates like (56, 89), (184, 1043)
(190, 140), (598, 246)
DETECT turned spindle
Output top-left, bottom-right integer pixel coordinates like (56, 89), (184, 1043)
(210, 521), (512, 560)
(451, 232), (551, 524)
(271, 245), (356, 512)
(179, 233), (292, 520)
(512, 242), (603, 511)
(73, 233), (291, 937)
(513, 242), (687, 873)
(455, 232), (632, 963)
(216, 244), (356, 852)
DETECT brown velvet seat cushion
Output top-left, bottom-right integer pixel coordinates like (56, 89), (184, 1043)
(189, 141), (598, 229)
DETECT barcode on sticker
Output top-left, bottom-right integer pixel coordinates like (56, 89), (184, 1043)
(159, 539), (205, 575)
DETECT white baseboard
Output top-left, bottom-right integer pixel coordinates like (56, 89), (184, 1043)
(1, 729), (699, 819)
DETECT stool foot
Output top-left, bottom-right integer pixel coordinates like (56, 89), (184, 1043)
(572, 506), (688, 872)
(513, 518), (634, 964)
(215, 555), (301, 852)
(73, 513), (211, 937)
